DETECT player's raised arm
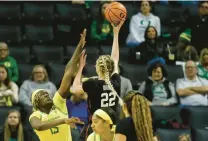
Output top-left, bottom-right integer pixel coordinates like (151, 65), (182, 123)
(70, 50), (87, 96)
(58, 29), (86, 98)
(111, 19), (125, 74)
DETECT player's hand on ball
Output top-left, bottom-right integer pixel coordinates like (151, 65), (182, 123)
(111, 18), (125, 35)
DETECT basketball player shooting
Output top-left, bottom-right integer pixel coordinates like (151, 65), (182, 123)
(29, 29), (87, 141)
(70, 19), (125, 115)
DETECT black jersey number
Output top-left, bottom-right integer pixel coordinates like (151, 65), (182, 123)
(101, 92), (116, 107)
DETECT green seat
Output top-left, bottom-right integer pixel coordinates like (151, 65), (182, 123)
(23, 3), (54, 20)
(0, 25), (21, 43)
(55, 3), (87, 21)
(24, 25), (53, 43)
(32, 45), (64, 64)
(0, 3), (21, 20)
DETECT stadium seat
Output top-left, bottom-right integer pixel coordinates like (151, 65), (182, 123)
(85, 47), (99, 64)
(32, 45), (64, 64)
(122, 63), (147, 88)
(0, 3), (21, 21)
(54, 25), (72, 44)
(55, 3), (87, 21)
(151, 106), (181, 122)
(66, 45), (99, 63)
(181, 106), (208, 129)
(183, 5), (198, 17)
(0, 25), (21, 43)
(156, 129), (191, 141)
(100, 46), (129, 63)
(18, 64), (33, 86)
(83, 63), (97, 77)
(161, 25), (180, 41)
(65, 45), (76, 60)
(100, 46), (111, 55)
(0, 106), (20, 127)
(194, 129), (208, 141)
(23, 3), (54, 21)
(9, 46), (30, 64)
(122, 2), (138, 20)
(166, 65), (184, 83)
(48, 63), (65, 87)
(120, 47), (130, 63)
(89, 2), (100, 19)
(23, 25), (53, 43)
(154, 4), (185, 25)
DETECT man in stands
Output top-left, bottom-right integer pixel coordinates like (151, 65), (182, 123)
(176, 60), (208, 106)
(180, 1), (208, 53)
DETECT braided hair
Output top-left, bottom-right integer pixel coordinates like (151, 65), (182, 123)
(31, 90), (48, 111)
(123, 90), (154, 141)
(96, 55), (123, 105)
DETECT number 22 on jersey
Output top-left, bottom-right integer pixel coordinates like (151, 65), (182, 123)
(101, 92), (116, 107)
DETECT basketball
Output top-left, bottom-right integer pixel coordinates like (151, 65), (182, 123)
(105, 2), (127, 25)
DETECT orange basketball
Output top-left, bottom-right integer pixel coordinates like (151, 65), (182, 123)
(105, 2), (127, 25)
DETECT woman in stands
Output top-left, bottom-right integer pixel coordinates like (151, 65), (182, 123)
(197, 48), (208, 79)
(19, 65), (57, 107)
(134, 26), (167, 64)
(70, 19), (125, 115)
(138, 60), (178, 106)
(0, 109), (29, 141)
(115, 90), (158, 141)
(29, 29), (86, 141)
(0, 65), (18, 106)
(90, 1), (113, 46)
(87, 107), (117, 141)
(126, 0), (161, 47)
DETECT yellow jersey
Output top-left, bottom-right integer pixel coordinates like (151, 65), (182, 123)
(29, 92), (72, 141)
(87, 132), (115, 141)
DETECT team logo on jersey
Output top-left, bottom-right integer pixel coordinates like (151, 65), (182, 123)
(4, 62), (11, 67)
(50, 127), (59, 134)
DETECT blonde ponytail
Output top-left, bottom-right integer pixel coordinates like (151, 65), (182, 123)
(101, 56), (123, 106)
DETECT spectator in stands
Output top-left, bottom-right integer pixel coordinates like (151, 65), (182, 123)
(90, 1), (113, 46)
(87, 107), (116, 141)
(0, 109), (29, 141)
(0, 65), (18, 106)
(0, 42), (19, 82)
(118, 64), (132, 99)
(139, 61), (178, 106)
(179, 1), (208, 53)
(178, 134), (191, 141)
(176, 44), (199, 62)
(115, 90), (158, 141)
(197, 48), (208, 79)
(126, 0), (161, 47)
(67, 93), (88, 141)
(19, 65), (57, 106)
(176, 60), (208, 106)
(133, 26), (167, 64)
(174, 28), (199, 62)
(117, 64), (132, 116)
